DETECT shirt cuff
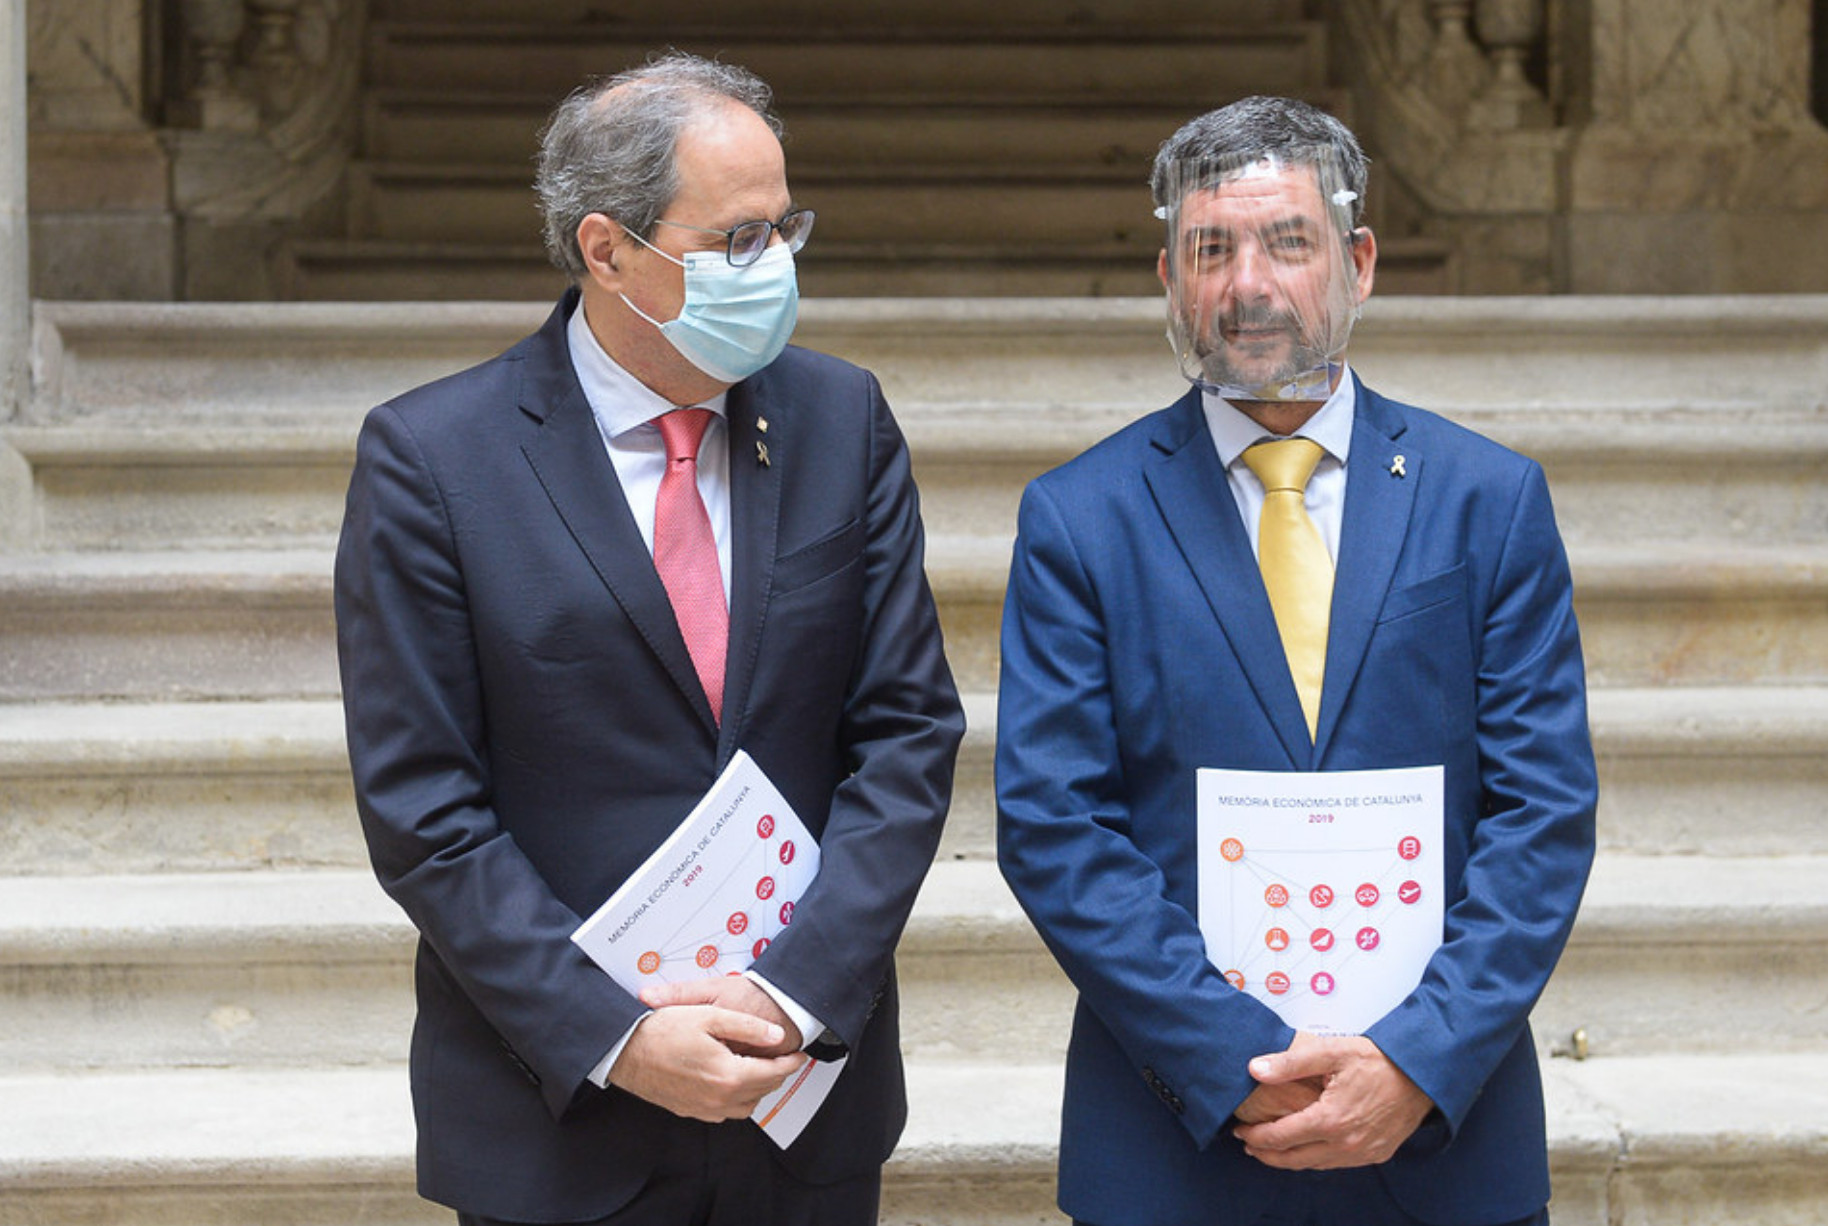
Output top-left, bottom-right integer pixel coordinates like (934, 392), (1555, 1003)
(587, 1011), (650, 1089)
(745, 971), (824, 1051)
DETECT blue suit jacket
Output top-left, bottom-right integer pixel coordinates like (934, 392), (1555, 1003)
(335, 291), (963, 1221)
(995, 379), (1596, 1226)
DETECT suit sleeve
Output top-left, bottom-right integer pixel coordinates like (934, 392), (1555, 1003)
(1365, 460), (1598, 1135)
(335, 403), (641, 1119)
(996, 480), (1296, 1149)
(748, 375), (965, 1048)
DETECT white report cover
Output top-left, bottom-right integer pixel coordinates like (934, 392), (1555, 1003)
(572, 750), (843, 1146)
(1197, 765), (1444, 1036)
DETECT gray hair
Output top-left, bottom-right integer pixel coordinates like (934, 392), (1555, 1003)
(534, 53), (785, 280)
(1149, 96), (1368, 230)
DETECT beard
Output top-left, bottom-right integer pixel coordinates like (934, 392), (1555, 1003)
(1189, 303), (1335, 395)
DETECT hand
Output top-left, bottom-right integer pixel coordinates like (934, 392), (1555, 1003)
(607, 1004), (806, 1122)
(1232, 1032), (1434, 1169)
(640, 976), (804, 1056)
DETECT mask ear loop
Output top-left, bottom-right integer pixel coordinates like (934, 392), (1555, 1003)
(615, 223), (690, 331)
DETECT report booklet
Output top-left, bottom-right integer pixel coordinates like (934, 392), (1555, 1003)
(572, 750), (843, 1146)
(1197, 765), (1445, 1036)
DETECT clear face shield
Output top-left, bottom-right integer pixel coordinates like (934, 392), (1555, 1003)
(1157, 151), (1365, 402)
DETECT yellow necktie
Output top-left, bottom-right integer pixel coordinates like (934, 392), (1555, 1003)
(1242, 439), (1333, 741)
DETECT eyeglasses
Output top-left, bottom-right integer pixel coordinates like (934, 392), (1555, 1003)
(650, 209), (816, 268)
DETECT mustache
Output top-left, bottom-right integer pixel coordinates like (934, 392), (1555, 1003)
(1215, 305), (1301, 334)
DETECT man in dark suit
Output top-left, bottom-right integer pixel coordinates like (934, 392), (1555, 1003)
(995, 97), (1596, 1226)
(335, 54), (963, 1226)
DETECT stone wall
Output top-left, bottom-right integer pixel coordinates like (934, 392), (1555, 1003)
(15, 0), (1828, 300)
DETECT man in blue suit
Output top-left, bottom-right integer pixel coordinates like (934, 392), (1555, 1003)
(995, 97), (1596, 1226)
(336, 55), (962, 1226)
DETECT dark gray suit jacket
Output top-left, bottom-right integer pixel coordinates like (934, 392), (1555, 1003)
(336, 290), (964, 1221)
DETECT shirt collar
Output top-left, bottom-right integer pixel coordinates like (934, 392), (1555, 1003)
(567, 297), (728, 437)
(1201, 365), (1358, 468)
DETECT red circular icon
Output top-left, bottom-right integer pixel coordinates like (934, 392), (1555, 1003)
(779, 840), (796, 865)
(752, 937), (771, 960)
(755, 876), (776, 900)
(695, 945), (720, 969)
(1220, 838), (1245, 862)
(1266, 927), (1290, 952)
(1310, 884), (1335, 908)
(1356, 927), (1381, 952)
(778, 900), (796, 926)
(1266, 972), (1291, 995)
(1399, 836), (1423, 861)
(1223, 969), (1246, 990)
(637, 950), (662, 975)
(1310, 927), (1335, 952)
(756, 814), (776, 840)
(1398, 880), (1423, 905)
(1265, 884), (1290, 907)
(1355, 883), (1381, 907)
(726, 911), (749, 936)
(1311, 972), (1336, 996)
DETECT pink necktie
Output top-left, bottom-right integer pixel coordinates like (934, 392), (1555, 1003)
(653, 409), (727, 722)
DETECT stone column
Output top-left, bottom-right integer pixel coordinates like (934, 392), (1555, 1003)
(0, 0), (27, 421)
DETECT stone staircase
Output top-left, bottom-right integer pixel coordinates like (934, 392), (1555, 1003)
(2, 295), (1826, 1225)
(283, 0), (1449, 301)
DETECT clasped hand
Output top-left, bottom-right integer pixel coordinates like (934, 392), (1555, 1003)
(1231, 1032), (1433, 1170)
(606, 977), (806, 1123)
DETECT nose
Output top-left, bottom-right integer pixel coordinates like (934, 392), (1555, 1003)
(1227, 235), (1274, 302)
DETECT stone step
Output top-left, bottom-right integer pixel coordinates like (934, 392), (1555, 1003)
(0, 700), (360, 874)
(283, 238), (1458, 302)
(0, 540), (1822, 700)
(902, 854), (1828, 1064)
(282, 239), (1176, 302)
(364, 25), (1327, 107)
(26, 299), (1825, 431)
(372, 0), (1307, 28)
(7, 382), (1823, 551)
(948, 685), (1828, 864)
(929, 537), (1828, 692)
(3, 851), (1823, 1073)
(1, 683), (1821, 881)
(1, 1054), (1824, 1226)
(0, 551), (338, 701)
(345, 165), (1161, 247)
(1, 685), (1822, 878)
(361, 95), (1203, 169)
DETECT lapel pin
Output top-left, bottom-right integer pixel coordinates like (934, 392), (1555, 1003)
(1389, 454), (1407, 478)
(756, 440), (770, 467)
(756, 416), (769, 434)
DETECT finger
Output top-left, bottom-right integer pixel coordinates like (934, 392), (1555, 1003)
(1242, 1138), (1337, 1171)
(1249, 1046), (1334, 1085)
(640, 979), (726, 1008)
(704, 1006), (786, 1052)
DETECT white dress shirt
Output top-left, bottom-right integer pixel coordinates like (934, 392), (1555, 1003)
(1200, 365), (1358, 563)
(568, 302), (733, 602)
(566, 301), (824, 1085)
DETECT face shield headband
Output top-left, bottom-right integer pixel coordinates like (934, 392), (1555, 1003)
(1156, 149), (1363, 402)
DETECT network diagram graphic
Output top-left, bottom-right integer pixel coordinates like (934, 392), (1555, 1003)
(631, 808), (811, 985)
(1197, 767), (1444, 1034)
(572, 752), (822, 997)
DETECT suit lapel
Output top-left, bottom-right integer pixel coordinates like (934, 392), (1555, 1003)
(1143, 391), (1315, 766)
(514, 297), (719, 734)
(1314, 384), (1419, 756)
(717, 377), (782, 765)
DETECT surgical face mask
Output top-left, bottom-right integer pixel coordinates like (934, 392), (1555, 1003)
(1156, 152), (1364, 401)
(618, 231), (800, 383)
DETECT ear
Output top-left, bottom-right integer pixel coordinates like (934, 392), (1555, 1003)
(1348, 226), (1377, 304)
(1157, 247), (1171, 292)
(577, 213), (627, 289)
